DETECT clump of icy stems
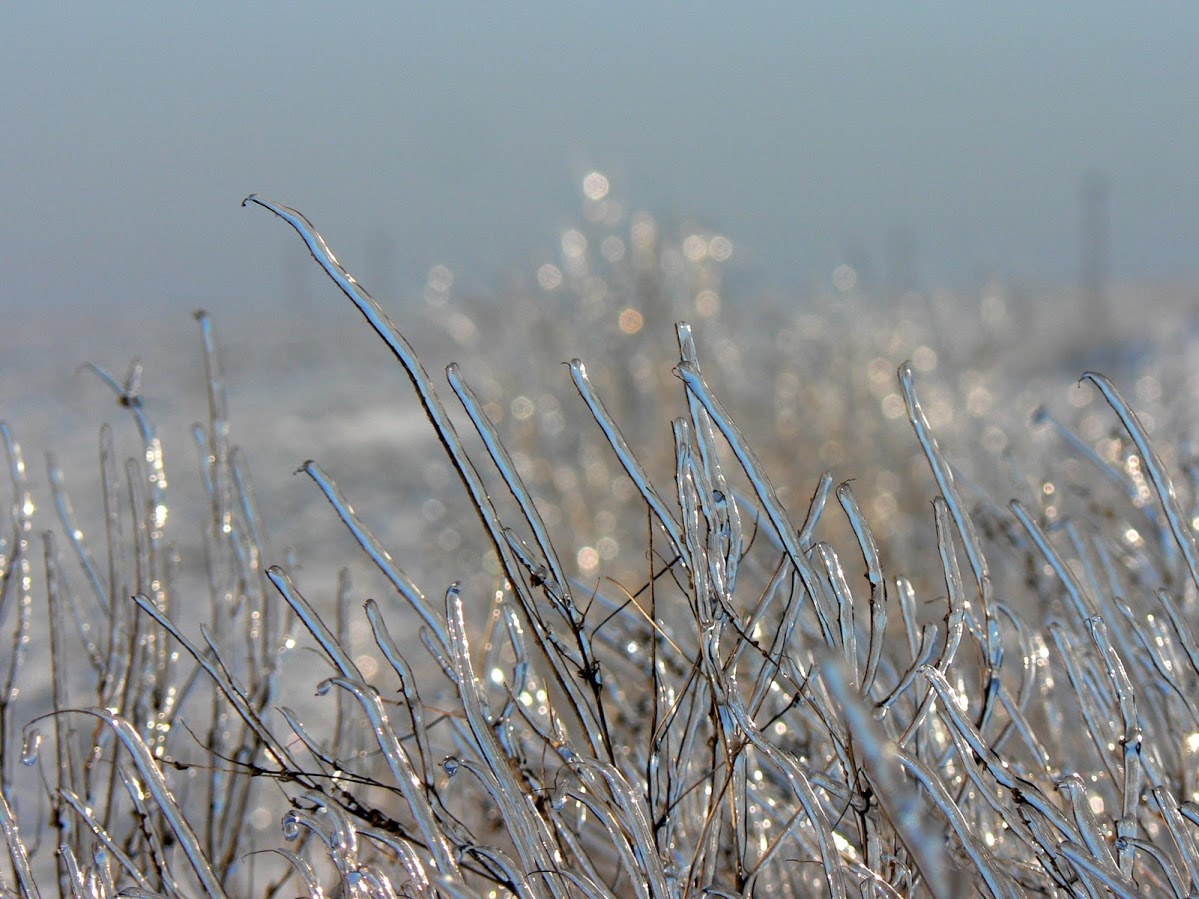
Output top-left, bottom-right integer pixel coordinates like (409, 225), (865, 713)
(3, 199), (1199, 899)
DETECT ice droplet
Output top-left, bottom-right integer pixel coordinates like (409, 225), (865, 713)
(19, 729), (41, 766)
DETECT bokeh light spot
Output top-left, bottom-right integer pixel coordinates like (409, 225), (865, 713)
(577, 546), (599, 572)
(582, 171), (610, 201)
(537, 263), (563, 290)
(618, 307), (644, 334)
(709, 235), (733, 261)
(511, 396), (535, 421)
(832, 264), (858, 292)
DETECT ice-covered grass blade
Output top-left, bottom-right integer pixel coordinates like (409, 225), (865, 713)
(8, 193), (1199, 895)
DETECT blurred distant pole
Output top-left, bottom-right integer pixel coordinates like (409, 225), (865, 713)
(1080, 171), (1110, 336)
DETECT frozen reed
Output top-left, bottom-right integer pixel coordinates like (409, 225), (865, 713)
(1, 194), (1198, 897)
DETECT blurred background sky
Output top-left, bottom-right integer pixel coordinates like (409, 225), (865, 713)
(2, 3), (1198, 330)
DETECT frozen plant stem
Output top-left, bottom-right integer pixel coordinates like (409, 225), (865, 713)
(5, 192), (1199, 896)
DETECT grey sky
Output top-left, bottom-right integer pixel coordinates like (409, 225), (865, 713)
(3, 4), (1197, 331)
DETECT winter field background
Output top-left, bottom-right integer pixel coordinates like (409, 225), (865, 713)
(5, 6), (1199, 896)
(1, 183), (1199, 895)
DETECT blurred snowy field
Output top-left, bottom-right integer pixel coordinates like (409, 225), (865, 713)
(8, 225), (1199, 637)
(3, 184), (1198, 707)
(8, 268), (1198, 572)
(3, 246), (1196, 790)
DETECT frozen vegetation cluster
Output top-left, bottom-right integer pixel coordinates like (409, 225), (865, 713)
(3, 189), (1199, 897)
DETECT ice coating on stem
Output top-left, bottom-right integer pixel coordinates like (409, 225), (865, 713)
(314, 676), (464, 887)
(266, 565), (362, 682)
(1084, 371), (1199, 594)
(569, 358), (687, 565)
(448, 362), (571, 603)
(32, 708), (224, 897)
(299, 460), (450, 660)
(249, 194), (613, 759)
(13, 193), (1199, 892)
(445, 585), (565, 899)
(898, 363), (990, 607)
(0, 787), (38, 898)
(130, 592), (298, 773)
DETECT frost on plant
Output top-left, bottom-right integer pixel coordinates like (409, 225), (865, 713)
(2, 193), (1199, 897)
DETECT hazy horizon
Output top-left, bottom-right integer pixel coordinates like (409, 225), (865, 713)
(4, 5), (1198, 335)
